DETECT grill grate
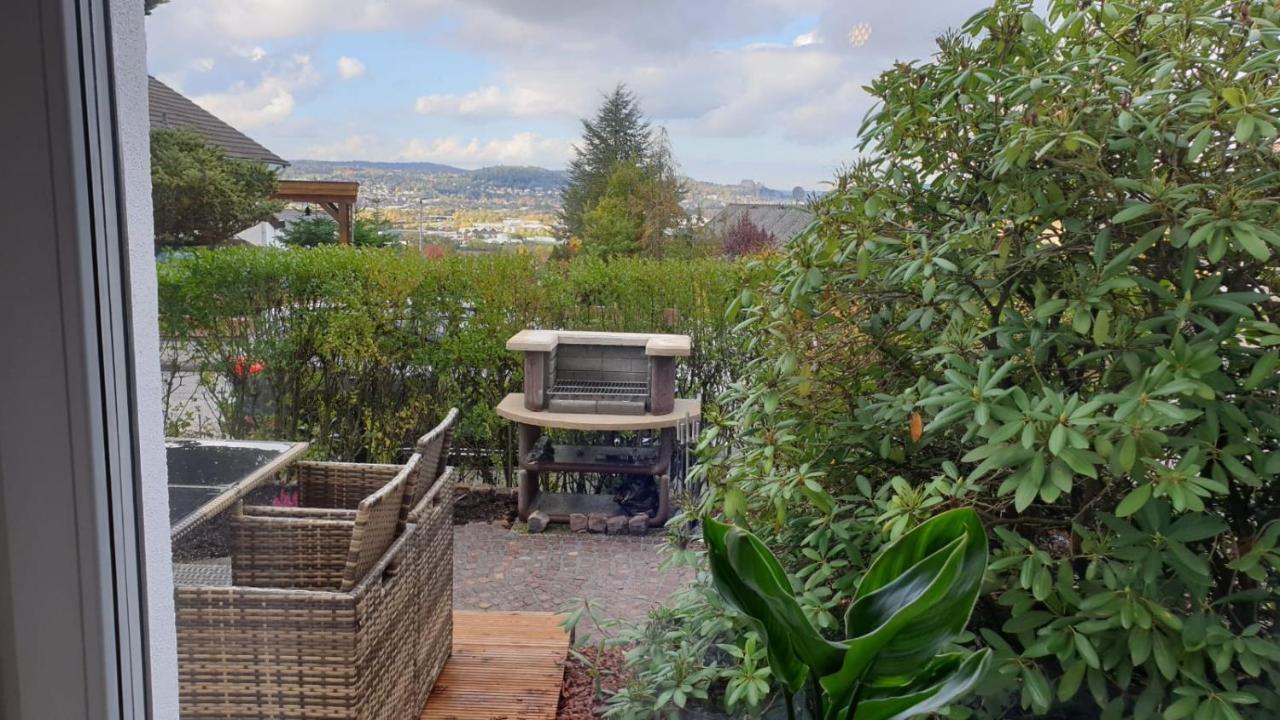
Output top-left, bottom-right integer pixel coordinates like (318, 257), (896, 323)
(550, 379), (648, 399)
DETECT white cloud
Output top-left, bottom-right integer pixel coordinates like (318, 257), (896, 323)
(414, 85), (567, 120)
(792, 31), (819, 47)
(398, 132), (573, 167)
(336, 56), (366, 79)
(189, 53), (319, 129)
(302, 134), (379, 159)
(232, 46), (268, 63)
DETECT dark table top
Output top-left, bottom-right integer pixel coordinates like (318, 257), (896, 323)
(166, 438), (308, 537)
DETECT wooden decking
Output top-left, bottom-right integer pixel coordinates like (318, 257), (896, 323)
(421, 611), (570, 720)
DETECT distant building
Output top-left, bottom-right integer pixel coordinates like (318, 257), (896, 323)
(709, 203), (815, 244)
(148, 76), (288, 246)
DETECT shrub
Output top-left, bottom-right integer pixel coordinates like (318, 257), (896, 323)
(278, 213), (395, 248)
(723, 215), (778, 258)
(618, 1), (1280, 718)
(150, 128), (281, 248)
(157, 247), (752, 478)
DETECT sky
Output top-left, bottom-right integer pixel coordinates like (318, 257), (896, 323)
(145, 0), (992, 189)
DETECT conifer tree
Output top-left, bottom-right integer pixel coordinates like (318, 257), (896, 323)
(559, 84), (654, 240)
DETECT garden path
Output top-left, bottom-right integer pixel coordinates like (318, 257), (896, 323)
(451, 521), (693, 635)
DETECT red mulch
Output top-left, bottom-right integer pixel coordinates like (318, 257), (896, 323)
(556, 645), (630, 720)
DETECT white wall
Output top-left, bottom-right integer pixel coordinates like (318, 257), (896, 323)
(235, 219), (281, 247)
(111, 0), (180, 715)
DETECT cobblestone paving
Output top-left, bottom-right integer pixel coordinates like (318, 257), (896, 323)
(452, 521), (694, 634)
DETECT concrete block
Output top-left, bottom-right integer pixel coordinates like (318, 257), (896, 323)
(628, 514), (650, 534)
(587, 512), (608, 533)
(606, 515), (628, 534)
(527, 510), (550, 533)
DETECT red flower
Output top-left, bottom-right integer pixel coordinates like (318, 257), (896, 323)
(232, 356), (247, 378)
(248, 361), (265, 376)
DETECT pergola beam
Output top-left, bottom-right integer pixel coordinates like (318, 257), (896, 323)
(273, 180), (359, 246)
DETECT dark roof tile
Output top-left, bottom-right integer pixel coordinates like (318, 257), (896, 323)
(148, 76), (287, 167)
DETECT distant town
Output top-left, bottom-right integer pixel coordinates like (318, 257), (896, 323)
(283, 159), (811, 248)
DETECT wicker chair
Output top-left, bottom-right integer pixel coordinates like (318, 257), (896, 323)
(175, 456), (452, 720)
(251, 407), (460, 526)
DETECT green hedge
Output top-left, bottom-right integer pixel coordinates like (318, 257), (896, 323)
(158, 247), (749, 479)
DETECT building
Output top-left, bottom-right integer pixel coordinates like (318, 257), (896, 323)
(709, 203), (815, 244)
(148, 76), (288, 246)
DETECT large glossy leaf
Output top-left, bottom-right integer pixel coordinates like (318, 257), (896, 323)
(847, 507), (988, 680)
(820, 535), (969, 718)
(704, 516), (818, 691)
(856, 650), (993, 720)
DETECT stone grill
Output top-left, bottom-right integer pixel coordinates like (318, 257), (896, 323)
(499, 329), (699, 530)
(511, 331), (685, 416)
(546, 344), (651, 414)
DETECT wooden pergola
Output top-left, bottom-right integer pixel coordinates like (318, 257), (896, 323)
(274, 180), (360, 245)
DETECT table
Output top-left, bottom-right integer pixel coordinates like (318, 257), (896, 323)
(495, 393), (700, 527)
(167, 438), (309, 540)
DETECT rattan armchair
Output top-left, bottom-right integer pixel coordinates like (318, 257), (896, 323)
(248, 407), (459, 526)
(175, 455), (453, 720)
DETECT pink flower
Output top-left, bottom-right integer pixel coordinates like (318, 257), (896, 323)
(272, 488), (299, 507)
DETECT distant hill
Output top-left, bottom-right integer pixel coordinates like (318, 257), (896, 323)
(289, 159), (467, 175)
(469, 165), (567, 189)
(282, 159), (800, 212)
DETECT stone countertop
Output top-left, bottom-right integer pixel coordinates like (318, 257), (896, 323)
(495, 393), (700, 430)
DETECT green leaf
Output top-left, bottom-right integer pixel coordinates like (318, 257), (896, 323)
(1186, 127), (1211, 163)
(856, 651), (993, 720)
(1234, 225), (1269, 260)
(1112, 204), (1156, 224)
(1244, 352), (1279, 390)
(1024, 666), (1052, 711)
(844, 508), (988, 678)
(703, 517), (819, 692)
(1057, 660), (1086, 702)
(1116, 483), (1153, 517)
(1235, 115), (1255, 144)
(1074, 632), (1100, 669)
(1092, 308), (1111, 345)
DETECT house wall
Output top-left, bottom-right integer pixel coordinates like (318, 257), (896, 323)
(235, 219), (281, 247)
(112, 0), (181, 715)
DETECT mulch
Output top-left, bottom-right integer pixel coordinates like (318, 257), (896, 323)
(556, 645), (630, 720)
(452, 483), (518, 524)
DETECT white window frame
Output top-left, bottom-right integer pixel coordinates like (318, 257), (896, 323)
(0, 0), (178, 717)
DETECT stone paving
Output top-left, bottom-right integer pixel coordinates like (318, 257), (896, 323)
(451, 521), (694, 634)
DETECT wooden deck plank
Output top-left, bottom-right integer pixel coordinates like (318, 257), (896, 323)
(421, 611), (569, 720)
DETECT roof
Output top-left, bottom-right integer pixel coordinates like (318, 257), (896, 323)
(710, 203), (815, 242)
(148, 76), (287, 167)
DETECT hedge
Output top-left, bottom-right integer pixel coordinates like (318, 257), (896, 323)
(157, 247), (750, 480)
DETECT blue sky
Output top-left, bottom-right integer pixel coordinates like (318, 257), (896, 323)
(145, 0), (991, 189)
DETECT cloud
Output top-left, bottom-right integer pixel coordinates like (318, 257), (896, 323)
(398, 132), (573, 167)
(188, 53), (319, 129)
(146, 0), (997, 185)
(792, 31), (819, 47)
(414, 85), (567, 120)
(302, 134), (379, 160)
(336, 56), (366, 79)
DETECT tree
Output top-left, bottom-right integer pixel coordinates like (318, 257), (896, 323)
(278, 212), (394, 248)
(687, 1), (1280, 718)
(581, 160), (685, 259)
(722, 214), (777, 257)
(560, 84), (655, 240)
(150, 129), (282, 248)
